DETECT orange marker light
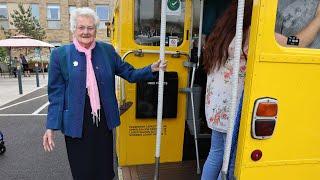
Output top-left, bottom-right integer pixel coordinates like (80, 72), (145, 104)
(256, 103), (278, 117)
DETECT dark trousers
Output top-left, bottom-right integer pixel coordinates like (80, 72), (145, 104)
(65, 96), (115, 180)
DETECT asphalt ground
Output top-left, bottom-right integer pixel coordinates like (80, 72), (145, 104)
(0, 78), (206, 180)
(0, 85), (120, 180)
(0, 116), (72, 180)
(0, 86), (73, 180)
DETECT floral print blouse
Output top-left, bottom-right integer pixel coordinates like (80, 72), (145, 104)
(205, 36), (248, 132)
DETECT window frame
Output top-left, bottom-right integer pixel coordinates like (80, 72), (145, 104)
(96, 5), (110, 21)
(274, 0), (320, 49)
(47, 4), (61, 29)
(69, 6), (76, 16)
(30, 4), (40, 20)
(133, 0), (186, 47)
(47, 4), (60, 21)
(0, 4), (8, 20)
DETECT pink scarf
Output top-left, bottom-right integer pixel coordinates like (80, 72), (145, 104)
(73, 38), (101, 126)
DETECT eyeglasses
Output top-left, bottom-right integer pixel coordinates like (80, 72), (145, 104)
(76, 25), (96, 32)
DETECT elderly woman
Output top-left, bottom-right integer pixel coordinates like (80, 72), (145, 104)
(42, 7), (166, 180)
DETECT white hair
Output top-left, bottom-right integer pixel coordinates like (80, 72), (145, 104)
(70, 7), (100, 33)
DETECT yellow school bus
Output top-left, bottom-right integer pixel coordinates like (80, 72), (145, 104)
(109, 0), (320, 179)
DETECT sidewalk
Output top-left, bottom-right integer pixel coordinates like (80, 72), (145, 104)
(0, 73), (48, 106)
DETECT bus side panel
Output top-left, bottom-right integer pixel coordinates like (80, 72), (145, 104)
(238, 60), (320, 179)
(235, 0), (320, 179)
(239, 164), (320, 180)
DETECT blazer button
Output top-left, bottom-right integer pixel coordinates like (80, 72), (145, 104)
(96, 66), (99, 69)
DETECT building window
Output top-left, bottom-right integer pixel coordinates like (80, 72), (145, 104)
(47, 5), (60, 29)
(31, 4), (40, 20)
(96, 5), (110, 29)
(275, 0), (320, 49)
(0, 4), (8, 19)
(69, 6), (76, 15)
(0, 4), (8, 29)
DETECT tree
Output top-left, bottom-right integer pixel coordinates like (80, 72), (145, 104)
(10, 3), (46, 40)
(0, 26), (9, 63)
(0, 47), (8, 64)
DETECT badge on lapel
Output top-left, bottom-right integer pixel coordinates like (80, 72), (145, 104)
(73, 61), (78, 67)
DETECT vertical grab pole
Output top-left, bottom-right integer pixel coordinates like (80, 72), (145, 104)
(221, 0), (245, 179)
(189, 62), (201, 174)
(191, 0), (205, 174)
(154, 0), (167, 179)
(197, 0), (204, 67)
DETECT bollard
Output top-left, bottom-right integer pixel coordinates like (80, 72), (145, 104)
(17, 65), (23, 94)
(35, 63), (39, 87)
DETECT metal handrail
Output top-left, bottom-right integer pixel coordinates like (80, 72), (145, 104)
(119, 49), (190, 103)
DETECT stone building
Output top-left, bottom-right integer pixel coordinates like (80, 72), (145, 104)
(0, 0), (113, 72)
(0, 0), (114, 46)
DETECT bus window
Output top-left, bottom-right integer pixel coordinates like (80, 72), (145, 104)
(275, 0), (320, 48)
(134, 0), (185, 47)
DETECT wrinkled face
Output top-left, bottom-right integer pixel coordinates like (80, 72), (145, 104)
(74, 16), (96, 48)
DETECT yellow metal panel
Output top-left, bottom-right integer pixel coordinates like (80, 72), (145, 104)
(235, 0), (320, 179)
(239, 164), (320, 180)
(113, 0), (192, 166)
(117, 53), (188, 166)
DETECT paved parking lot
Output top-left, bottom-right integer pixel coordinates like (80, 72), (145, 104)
(0, 86), (73, 180)
(0, 75), (119, 180)
(0, 74), (48, 107)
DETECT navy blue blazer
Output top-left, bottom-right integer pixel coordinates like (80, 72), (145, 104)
(46, 42), (154, 137)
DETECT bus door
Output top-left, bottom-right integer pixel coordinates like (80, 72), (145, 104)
(113, 0), (193, 166)
(235, 0), (320, 179)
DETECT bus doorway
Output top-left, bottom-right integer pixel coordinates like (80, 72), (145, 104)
(183, 0), (232, 161)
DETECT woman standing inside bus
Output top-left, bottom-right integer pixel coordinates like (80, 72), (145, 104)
(201, 0), (253, 179)
(201, 0), (320, 179)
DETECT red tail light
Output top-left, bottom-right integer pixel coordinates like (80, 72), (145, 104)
(254, 119), (276, 136)
(251, 149), (263, 161)
(252, 98), (278, 139)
